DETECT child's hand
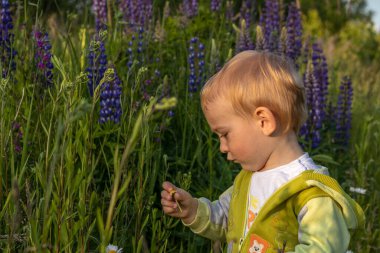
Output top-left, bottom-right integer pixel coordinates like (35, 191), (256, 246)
(161, 181), (198, 224)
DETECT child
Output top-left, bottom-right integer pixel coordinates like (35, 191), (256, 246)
(161, 51), (365, 252)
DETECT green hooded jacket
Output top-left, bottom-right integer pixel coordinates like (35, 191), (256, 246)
(185, 169), (365, 253)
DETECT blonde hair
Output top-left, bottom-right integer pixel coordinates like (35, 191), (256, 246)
(201, 50), (307, 133)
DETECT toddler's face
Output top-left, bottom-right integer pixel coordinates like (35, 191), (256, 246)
(203, 98), (271, 171)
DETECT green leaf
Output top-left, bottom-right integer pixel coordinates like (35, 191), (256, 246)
(311, 154), (340, 166)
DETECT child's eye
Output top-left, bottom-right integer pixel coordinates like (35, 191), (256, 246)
(220, 133), (228, 138)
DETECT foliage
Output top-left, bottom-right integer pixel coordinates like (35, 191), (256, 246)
(299, 0), (373, 34)
(0, 0), (379, 252)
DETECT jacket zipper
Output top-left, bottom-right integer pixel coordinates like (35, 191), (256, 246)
(238, 238), (244, 252)
(238, 179), (251, 252)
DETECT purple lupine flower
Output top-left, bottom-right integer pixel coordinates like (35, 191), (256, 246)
(211, 0), (221, 12)
(300, 61), (322, 148)
(120, 0), (153, 28)
(236, 20), (255, 53)
(334, 76), (353, 146)
(188, 38), (197, 93)
(86, 33), (108, 96)
(225, 1), (234, 21)
(260, 0), (280, 52)
(137, 27), (144, 54)
(240, 0), (255, 29)
(197, 42), (205, 87)
(93, 0), (107, 31)
(285, 2), (302, 64)
(312, 42), (329, 122)
(0, 0), (17, 77)
(137, 0), (153, 27)
(301, 36), (311, 64)
(126, 34), (135, 69)
(188, 37), (205, 93)
(33, 30), (54, 88)
(120, 0), (134, 27)
(300, 43), (329, 148)
(183, 0), (198, 18)
(99, 68), (122, 124)
(126, 27), (145, 70)
(12, 121), (23, 154)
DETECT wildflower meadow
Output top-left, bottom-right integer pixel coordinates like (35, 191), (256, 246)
(0, 0), (379, 252)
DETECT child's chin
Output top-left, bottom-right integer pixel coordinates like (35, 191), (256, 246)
(241, 164), (254, 171)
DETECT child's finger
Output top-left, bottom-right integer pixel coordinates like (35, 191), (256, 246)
(162, 181), (177, 192)
(161, 198), (176, 209)
(162, 205), (181, 216)
(161, 197), (183, 217)
(161, 189), (175, 201)
(162, 181), (180, 201)
(162, 182), (187, 213)
(169, 187), (189, 202)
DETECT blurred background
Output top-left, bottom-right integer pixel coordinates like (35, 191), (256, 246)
(0, 0), (379, 252)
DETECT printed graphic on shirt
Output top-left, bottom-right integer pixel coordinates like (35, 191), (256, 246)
(247, 195), (259, 230)
(248, 234), (270, 253)
(247, 210), (256, 230)
(250, 195), (259, 209)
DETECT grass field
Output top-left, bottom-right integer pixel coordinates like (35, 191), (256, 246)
(0, 0), (379, 252)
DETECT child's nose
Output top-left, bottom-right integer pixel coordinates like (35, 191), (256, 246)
(219, 140), (228, 153)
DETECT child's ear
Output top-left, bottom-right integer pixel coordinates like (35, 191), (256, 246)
(253, 107), (277, 136)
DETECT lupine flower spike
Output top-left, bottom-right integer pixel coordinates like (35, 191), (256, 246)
(225, 1), (234, 21)
(0, 0), (17, 77)
(261, 0), (280, 52)
(119, 0), (153, 29)
(183, 0), (198, 18)
(285, 2), (302, 65)
(300, 43), (329, 148)
(126, 27), (145, 70)
(334, 76), (353, 146)
(188, 37), (205, 94)
(93, 0), (107, 31)
(236, 19), (255, 53)
(240, 0), (254, 29)
(33, 30), (54, 88)
(300, 60), (322, 148)
(86, 32), (108, 96)
(211, 0), (221, 12)
(312, 43), (329, 121)
(99, 68), (122, 124)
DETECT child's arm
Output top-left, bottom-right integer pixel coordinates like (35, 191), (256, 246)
(291, 197), (350, 252)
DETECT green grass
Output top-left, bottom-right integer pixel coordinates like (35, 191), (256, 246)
(0, 1), (379, 252)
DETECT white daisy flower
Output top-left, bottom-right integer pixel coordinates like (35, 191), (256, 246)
(106, 244), (123, 253)
(349, 187), (367, 195)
